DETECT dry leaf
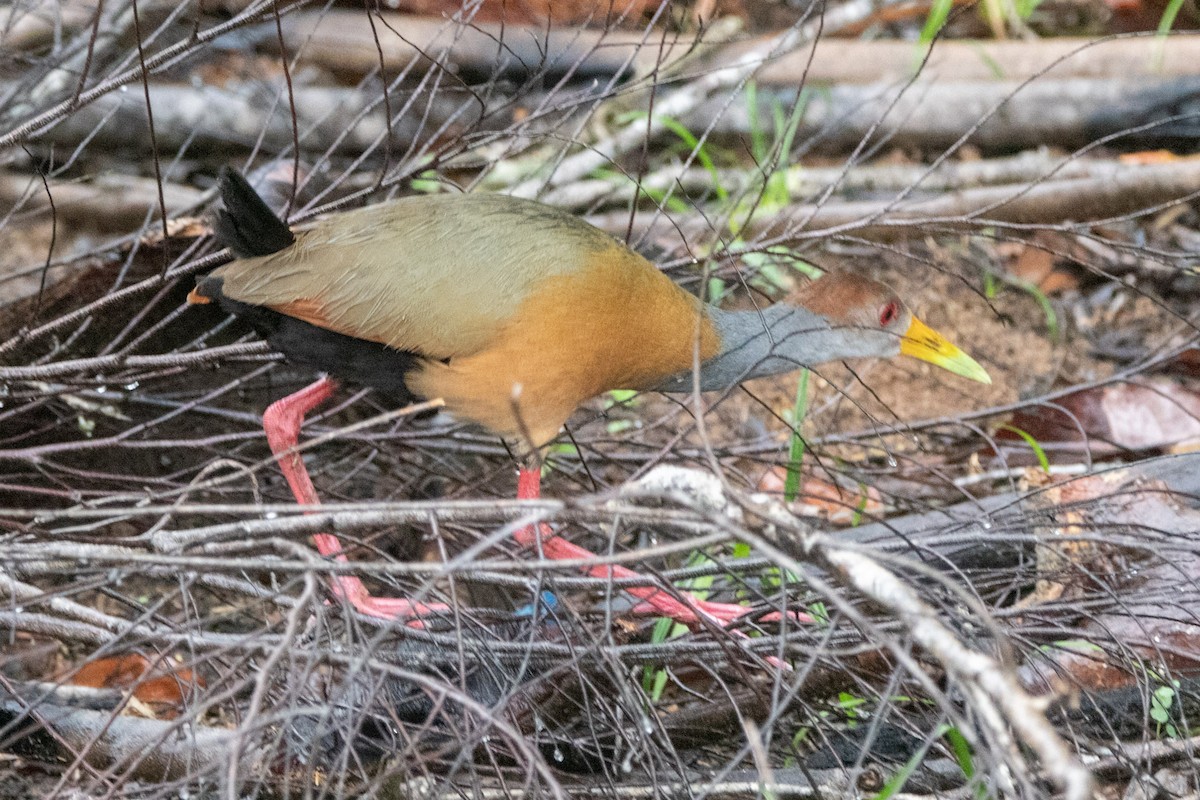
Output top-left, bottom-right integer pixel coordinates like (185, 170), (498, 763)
(1000, 379), (1200, 457)
(65, 653), (204, 719)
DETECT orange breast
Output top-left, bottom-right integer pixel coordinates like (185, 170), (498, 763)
(407, 244), (720, 447)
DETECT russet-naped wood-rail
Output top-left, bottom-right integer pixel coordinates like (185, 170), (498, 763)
(188, 169), (990, 626)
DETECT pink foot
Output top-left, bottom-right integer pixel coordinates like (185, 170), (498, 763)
(514, 468), (809, 629)
(264, 377), (448, 623)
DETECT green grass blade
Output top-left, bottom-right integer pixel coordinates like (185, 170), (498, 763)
(1157, 0), (1185, 34)
(919, 0), (953, 45)
(654, 116), (728, 202)
(999, 424), (1050, 472)
(783, 369), (810, 502)
(873, 741), (927, 800)
(944, 726), (976, 779)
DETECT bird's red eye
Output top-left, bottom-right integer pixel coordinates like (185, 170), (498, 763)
(879, 300), (900, 327)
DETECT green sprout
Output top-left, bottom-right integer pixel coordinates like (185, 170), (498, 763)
(998, 423), (1049, 473)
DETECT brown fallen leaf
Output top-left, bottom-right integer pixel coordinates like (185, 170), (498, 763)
(1006, 232), (1080, 295)
(63, 652), (204, 719)
(1161, 346), (1200, 379)
(998, 378), (1200, 458)
(1011, 240), (1057, 287)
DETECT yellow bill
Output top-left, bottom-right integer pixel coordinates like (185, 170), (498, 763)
(899, 316), (992, 384)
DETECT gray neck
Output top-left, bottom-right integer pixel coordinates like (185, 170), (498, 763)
(653, 304), (896, 393)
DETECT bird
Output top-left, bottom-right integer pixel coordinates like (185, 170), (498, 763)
(188, 168), (991, 626)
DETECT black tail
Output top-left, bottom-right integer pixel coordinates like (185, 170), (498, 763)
(214, 167), (296, 258)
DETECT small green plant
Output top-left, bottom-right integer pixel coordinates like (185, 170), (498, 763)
(944, 725), (994, 800)
(997, 424), (1050, 473)
(1042, 639), (1103, 655)
(918, 0), (954, 46)
(982, 270), (999, 300)
(641, 616), (688, 701)
(605, 389), (640, 434)
(944, 726), (975, 781)
(707, 276), (727, 304)
(1019, 281), (1058, 338)
(919, 0), (1044, 50)
(610, 110), (728, 208)
(408, 169), (443, 194)
(539, 442), (577, 476)
(1157, 0), (1187, 34)
(982, 268), (1059, 338)
(1151, 680), (1181, 739)
(607, 389), (638, 406)
(875, 723), (986, 800)
(759, 564), (802, 592)
(407, 157), (447, 193)
(873, 743), (927, 800)
(744, 83), (808, 209)
(606, 419), (636, 434)
(736, 247), (816, 295)
(726, 82), (810, 243)
(642, 552), (718, 702)
(783, 369), (810, 502)
(590, 166), (692, 213)
(837, 691), (868, 727)
(850, 485), (871, 527)
(791, 725), (812, 749)
(645, 112), (728, 203)
(722, 83), (820, 295)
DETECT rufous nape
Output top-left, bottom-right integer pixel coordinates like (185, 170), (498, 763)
(188, 168), (991, 626)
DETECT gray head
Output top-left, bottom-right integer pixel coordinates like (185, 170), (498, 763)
(655, 272), (990, 392)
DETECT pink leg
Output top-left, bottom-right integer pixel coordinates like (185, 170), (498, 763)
(263, 377), (446, 620)
(513, 468), (806, 628)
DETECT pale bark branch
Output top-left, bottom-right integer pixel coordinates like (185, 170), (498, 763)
(623, 465), (1093, 800)
(582, 160), (1200, 243)
(1, 169), (207, 228)
(509, 0), (886, 198)
(687, 76), (1200, 153)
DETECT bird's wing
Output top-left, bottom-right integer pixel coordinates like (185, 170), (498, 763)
(208, 194), (612, 359)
